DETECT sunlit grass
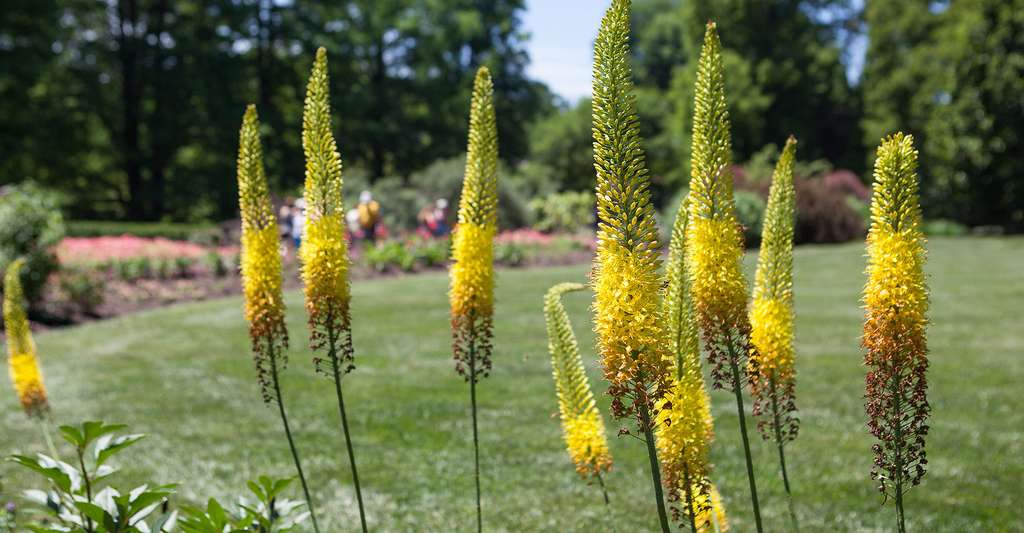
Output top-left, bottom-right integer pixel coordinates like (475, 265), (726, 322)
(1, 237), (1021, 532)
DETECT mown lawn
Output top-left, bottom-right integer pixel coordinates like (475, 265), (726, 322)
(1, 237), (1022, 532)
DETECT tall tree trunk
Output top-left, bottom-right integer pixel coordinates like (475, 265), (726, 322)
(370, 27), (386, 181)
(116, 0), (146, 219)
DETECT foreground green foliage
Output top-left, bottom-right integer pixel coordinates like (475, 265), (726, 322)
(0, 238), (1021, 531)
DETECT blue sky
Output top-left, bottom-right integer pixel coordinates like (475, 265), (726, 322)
(522, 0), (866, 103)
(522, 0), (605, 103)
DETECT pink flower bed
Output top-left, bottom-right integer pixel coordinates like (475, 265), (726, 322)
(57, 236), (236, 265)
(494, 229), (556, 245)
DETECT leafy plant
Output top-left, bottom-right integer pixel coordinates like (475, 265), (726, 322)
(734, 190), (766, 248)
(202, 251), (228, 278)
(174, 257), (195, 278)
(494, 241), (528, 267)
(1, 477), (16, 533)
(58, 268), (106, 316)
(179, 476), (309, 533)
(8, 421), (177, 532)
(528, 191), (595, 234)
(0, 183), (64, 306)
(364, 241), (415, 273)
(411, 238), (449, 268)
(113, 258), (153, 282)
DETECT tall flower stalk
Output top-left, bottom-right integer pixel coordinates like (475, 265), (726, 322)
(687, 22), (763, 532)
(591, 1), (673, 530)
(236, 104), (320, 533)
(449, 66), (498, 533)
(4, 259), (49, 420)
(863, 133), (930, 533)
(749, 136), (800, 531)
(656, 197), (727, 532)
(299, 48), (367, 533)
(543, 282), (613, 504)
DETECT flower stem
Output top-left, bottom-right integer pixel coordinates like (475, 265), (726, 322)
(682, 462), (698, 533)
(76, 446), (94, 533)
(638, 397), (671, 533)
(769, 375), (799, 532)
(469, 335), (482, 533)
(327, 322), (368, 533)
(726, 338), (763, 533)
(269, 343), (321, 533)
(595, 469), (611, 506)
(39, 416), (58, 461)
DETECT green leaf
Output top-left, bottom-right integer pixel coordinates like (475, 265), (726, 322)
(82, 421), (127, 448)
(74, 501), (110, 525)
(8, 455), (72, 493)
(58, 425), (85, 448)
(95, 434), (145, 466)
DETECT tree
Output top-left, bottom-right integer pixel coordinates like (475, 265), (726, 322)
(923, 0), (1024, 230)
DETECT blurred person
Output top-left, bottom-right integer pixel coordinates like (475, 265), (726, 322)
(432, 198), (450, 237)
(278, 197), (294, 256)
(346, 207), (363, 240)
(356, 190), (380, 243)
(291, 198), (305, 250)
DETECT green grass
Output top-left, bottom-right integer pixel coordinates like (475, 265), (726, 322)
(2, 237), (1022, 532)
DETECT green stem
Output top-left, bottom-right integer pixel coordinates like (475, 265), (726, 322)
(39, 416), (58, 461)
(681, 462), (698, 533)
(269, 343), (321, 533)
(769, 374), (799, 533)
(595, 469), (611, 506)
(890, 367), (906, 533)
(638, 398), (671, 533)
(469, 335), (482, 533)
(327, 321), (368, 533)
(76, 446), (95, 533)
(726, 336), (763, 533)
(595, 469), (616, 533)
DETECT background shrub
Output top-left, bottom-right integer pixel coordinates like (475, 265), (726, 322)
(66, 220), (219, 243)
(57, 267), (106, 315)
(0, 183), (64, 306)
(734, 189), (766, 247)
(528, 191), (595, 234)
(794, 178), (866, 244)
(924, 219), (969, 237)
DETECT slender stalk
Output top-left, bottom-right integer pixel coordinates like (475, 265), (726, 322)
(890, 366), (906, 533)
(725, 334), (763, 533)
(769, 374), (799, 532)
(469, 336), (483, 533)
(268, 343), (321, 533)
(682, 462), (698, 533)
(39, 417), (58, 460)
(638, 396), (671, 533)
(327, 318), (368, 533)
(76, 446), (95, 533)
(595, 469), (611, 506)
(595, 469), (616, 533)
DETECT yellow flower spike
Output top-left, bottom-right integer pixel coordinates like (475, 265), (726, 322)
(863, 133), (929, 527)
(656, 196), (719, 529)
(591, 2), (673, 530)
(450, 66), (498, 381)
(449, 65), (498, 533)
(236, 104), (288, 403)
(544, 282), (613, 479)
(749, 136), (799, 440)
(591, 0), (671, 421)
(299, 48), (368, 533)
(300, 47), (354, 377)
(687, 22), (764, 531)
(687, 22), (750, 360)
(4, 259), (49, 418)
